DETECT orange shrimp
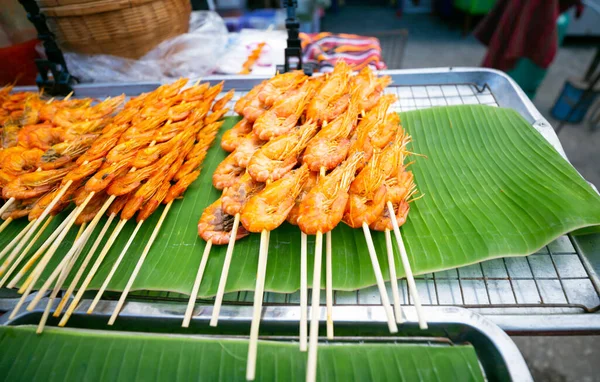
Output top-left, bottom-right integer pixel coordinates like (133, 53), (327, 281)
(252, 84), (312, 141)
(371, 112), (400, 150)
(205, 107), (229, 125)
(108, 193), (131, 216)
(17, 125), (67, 150)
(343, 151), (388, 228)
(84, 160), (132, 193)
(28, 189), (70, 220)
(231, 133), (265, 168)
(2, 180), (56, 200)
(297, 151), (363, 234)
(203, 82), (225, 105)
(352, 67), (392, 112)
(222, 172), (265, 216)
(39, 134), (98, 170)
(151, 120), (189, 143)
(131, 138), (178, 169)
(64, 119), (106, 136)
(240, 164), (310, 233)
(286, 170), (318, 225)
(136, 180), (170, 222)
(1, 119), (21, 148)
(107, 149), (179, 196)
(2, 147), (44, 174)
(370, 191), (414, 232)
(1, 196), (40, 220)
(198, 197), (250, 245)
(234, 81), (266, 115)
(179, 82), (210, 102)
(257, 71), (307, 107)
(212, 89), (235, 112)
(75, 191), (108, 225)
(248, 119), (318, 182)
(14, 165), (74, 188)
(212, 153), (245, 190)
(0, 170), (16, 187)
(221, 118), (253, 152)
(106, 135), (154, 164)
(302, 93), (360, 172)
(306, 61), (352, 124)
(120, 168), (166, 220)
(164, 170), (200, 203)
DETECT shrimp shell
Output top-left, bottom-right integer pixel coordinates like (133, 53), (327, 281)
(241, 164), (310, 232)
(212, 153), (244, 190)
(222, 172), (265, 216)
(198, 198), (250, 245)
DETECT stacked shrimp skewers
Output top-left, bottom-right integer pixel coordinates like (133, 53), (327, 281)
(194, 63), (426, 381)
(0, 79), (230, 333)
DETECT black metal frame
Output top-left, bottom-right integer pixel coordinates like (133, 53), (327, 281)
(19, 0), (76, 96)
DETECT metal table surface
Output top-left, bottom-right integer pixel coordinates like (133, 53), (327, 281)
(2, 68), (599, 334)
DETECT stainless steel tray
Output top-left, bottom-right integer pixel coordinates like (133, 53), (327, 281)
(5, 68), (600, 333)
(1, 305), (532, 381)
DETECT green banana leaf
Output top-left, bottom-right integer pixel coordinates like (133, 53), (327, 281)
(0, 326), (485, 381)
(2, 105), (600, 296)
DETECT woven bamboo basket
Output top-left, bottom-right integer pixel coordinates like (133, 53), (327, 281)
(37, 0), (191, 59)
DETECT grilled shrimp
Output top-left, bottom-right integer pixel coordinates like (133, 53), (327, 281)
(221, 118), (252, 152)
(247, 120), (318, 182)
(84, 160), (132, 193)
(343, 150), (388, 228)
(297, 152), (363, 234)
(257, 71), (307, 107)
(164, 170), (200, 204)
(39, 134), (98, 170)
(353, 67), (392, 112)
(17, 125), (67, 150)
(62, 157), (104, 183)
(137, 181), (170, 222)
(213, 89), (235, 112)
(234, 81), (266, 115)
(2, 147), (43, 174)
(306, 61), (352, 124)
(231, 133), (265, 168)
(302, 93), (360, 172)
(286, 171), (318, 225)
(75, 191), (108, 225)
(212, 153), (244, 190)
(198, 198), (250, 245)
(1, 196), (40, 220)
(240, 164), (310, 232)
(221, 172), (265, 216)
(205, 107), (229, 125)
(28, 189), (70, 220)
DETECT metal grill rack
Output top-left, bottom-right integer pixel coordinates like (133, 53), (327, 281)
(4, 68), (600, 333)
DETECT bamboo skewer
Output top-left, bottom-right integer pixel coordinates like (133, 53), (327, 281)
(246, 229), (270, 381)
(54, 213), (117, 316)
(59, 219), (127, 326)
(387, 201), (427, 329)
(306, 230), (323, 382)
(7, 210), (77, 289)
(0, 220), (34, 262)
(362, 222), (398, 333)
(299, 231), (308, 351)
(210, 213), (241, 327)
(87, 219), (144, 313)
(0, 197), (15, 217)
(0, 216), (53, 286)
(325, 230), (333, 339)
(36, 223), (86, 334)
(108, 201), (173, 325)
(385, 229), (406, 323)
(182, 240), (213, 328)
(0, 217), (12, 233)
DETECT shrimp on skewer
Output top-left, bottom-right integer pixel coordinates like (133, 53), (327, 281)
(231, 133), (265, 168)
(353, 66), (392, 113)
(257, 70), (307, 107)
(248, 120), (318, 183)
(239, 164), (310, 380)
(306, 61), (352, 125)
(212, 152), (245, 190)
(252, 81), (313, 140)
(212, 89), (235, 112)
(221, 118), (253, 152)
(198, 198), (250, 245)
(234, 81), (266, 115)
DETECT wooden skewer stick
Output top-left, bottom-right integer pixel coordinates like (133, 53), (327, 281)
(385, 229), (406, 323)
(87, 219), (144, 314)
(0, 216), (53, 286)
(320, 166), (334, 340)
(0, 220), (34, 262)
(210, 213), (241, 327)
(7, 179), (76, 272)
(59, 219), (127, 326)
(246, 229), (270, 381)
(0, 197), (15, 217)
(362, 222), (398, 333)
(387, 201), (427, 329)
(7, 210), (77, 289)
(6, 208), (81, 320)
(306, 230), (323, 382)
(36, 223), (86, 334)
(108, 202), (173, 325)
(54, 213), (117, 316)
(0, 217), (13, 233)
(299, 232), (308, 352)
(182, 240), (213, 328)
(14, 187), (92, 296)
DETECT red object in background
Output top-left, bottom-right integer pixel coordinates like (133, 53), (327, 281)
(0, 39), (39, 86)
(474, 0), (583, 72)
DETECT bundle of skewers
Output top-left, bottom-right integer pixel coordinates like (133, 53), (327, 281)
(191, 62), (428, 381)
(0, 79), (233, 333)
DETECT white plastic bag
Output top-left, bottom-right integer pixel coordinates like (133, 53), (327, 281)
(62, 11), (228, 83)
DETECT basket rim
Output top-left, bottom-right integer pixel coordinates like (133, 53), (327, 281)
(40, 0), (167, 17)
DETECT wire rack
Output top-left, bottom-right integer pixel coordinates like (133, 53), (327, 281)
(106, 82), (600, 315)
